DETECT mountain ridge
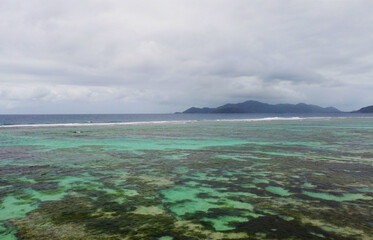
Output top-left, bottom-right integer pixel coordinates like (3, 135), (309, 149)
(353, 105), (373, 113)
(182, 100), (342, 114)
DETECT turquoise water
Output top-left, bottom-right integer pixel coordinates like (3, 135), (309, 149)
(0, 118), (373, 239)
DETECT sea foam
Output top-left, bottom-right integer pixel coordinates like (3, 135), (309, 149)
(0, 117), (344, 128)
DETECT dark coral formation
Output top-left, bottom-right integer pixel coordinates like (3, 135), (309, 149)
(1, 119), (373, 239)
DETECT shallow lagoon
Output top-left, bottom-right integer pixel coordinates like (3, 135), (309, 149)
(0, 118), (372, 239)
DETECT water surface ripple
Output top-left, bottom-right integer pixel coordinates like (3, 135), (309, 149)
(0, 117), (372, 239)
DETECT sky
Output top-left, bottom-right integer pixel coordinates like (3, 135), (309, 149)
(1, 0), (373, 113)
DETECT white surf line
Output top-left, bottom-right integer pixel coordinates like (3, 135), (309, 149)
(1, 116), (372, 128)
(0, 120), (199, 128)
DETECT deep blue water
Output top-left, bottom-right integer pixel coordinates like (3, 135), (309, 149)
(0, 113), (373, 126)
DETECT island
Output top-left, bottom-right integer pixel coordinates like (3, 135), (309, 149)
(182, 100), (342, 114)
(353, 105), (373, 113)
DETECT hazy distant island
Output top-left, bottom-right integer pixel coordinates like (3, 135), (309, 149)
(180, 100), (373, 114)
(353, 105), (373, 113)
(181, 100), (373, 114)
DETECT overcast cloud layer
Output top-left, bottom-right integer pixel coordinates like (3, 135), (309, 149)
(1, 0), (373, 113)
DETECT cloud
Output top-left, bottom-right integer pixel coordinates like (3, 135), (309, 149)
(1, 0), (373, 113)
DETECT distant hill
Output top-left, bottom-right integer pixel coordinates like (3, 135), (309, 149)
(353, 105), (373, 113)
(182, 100), (342, 114)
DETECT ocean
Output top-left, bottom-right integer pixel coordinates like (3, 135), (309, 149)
(0, 114), (372, 239)
(1, 113), (372, 126)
